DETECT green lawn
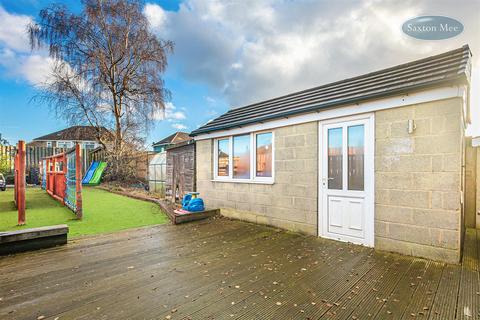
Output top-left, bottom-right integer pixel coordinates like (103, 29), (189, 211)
(0, 187), (169, 237)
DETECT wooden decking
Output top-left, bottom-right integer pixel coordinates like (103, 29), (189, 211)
(0, 219), (479, 319)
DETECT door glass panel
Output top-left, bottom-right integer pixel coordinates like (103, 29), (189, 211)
(217, 139), (229, 176)
(348, 125), (364, 191)
(328, 127), (342, 189)
(233, 135), (250, 179)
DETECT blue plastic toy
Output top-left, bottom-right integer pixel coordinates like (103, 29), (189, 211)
(182, 194), (192, 210)
(187, 198), (205, 212)
(182, 192), (205, 212)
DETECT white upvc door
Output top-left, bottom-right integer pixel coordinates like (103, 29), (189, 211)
(318, 114), (375, 247)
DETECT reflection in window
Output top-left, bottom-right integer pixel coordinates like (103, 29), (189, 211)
(217, 139), (229, 176)
(55, 161), (63, 172)
(83, 142), (96, 149)
(348, 125), (364, 191)
(328, 127), (343, 189)
(233, 135), (250, 179)
(57, 141), (73, 149)
(256, 133), (272, 177)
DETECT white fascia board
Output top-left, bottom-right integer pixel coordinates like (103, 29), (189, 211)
(193, 85), (464, 140)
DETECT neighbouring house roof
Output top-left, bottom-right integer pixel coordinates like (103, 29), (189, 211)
(191, 45), (472, 136)
(33, 126), (108, 142)
(152, 132), (191, 147)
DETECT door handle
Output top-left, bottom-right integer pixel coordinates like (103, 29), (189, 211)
(322, 177), (334, 187)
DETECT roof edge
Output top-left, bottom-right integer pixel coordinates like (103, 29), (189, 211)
(191, 77), (467, 136)
(227, 45), (471, 111)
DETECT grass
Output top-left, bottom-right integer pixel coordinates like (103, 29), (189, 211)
(0, 187), (169, 238)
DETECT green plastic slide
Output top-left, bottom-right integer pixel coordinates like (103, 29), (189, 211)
(88, 162), (107, 185)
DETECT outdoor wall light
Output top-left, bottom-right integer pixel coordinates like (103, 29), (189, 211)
(407, 119), (416, 134)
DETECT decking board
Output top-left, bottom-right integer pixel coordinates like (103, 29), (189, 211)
(400, 260), (444, 319)
(4, 225), (292, 319)
(347, 257), (413, 319)
(457, 229), (480, 320)
(0, 220), (478, 320)
(429, 264), (462, 319)
(157, 238), (349, 319)
(323, 254), (403, 319)
(70, 234), (306, 319)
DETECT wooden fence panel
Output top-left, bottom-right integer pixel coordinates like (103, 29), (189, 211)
(1, 145), (89, 177)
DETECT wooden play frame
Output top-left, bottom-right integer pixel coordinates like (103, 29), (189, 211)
(44, 144), (83, 219)
(13, 140), (26, 225)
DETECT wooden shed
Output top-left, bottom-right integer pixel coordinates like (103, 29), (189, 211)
(165, 139), (196, 202)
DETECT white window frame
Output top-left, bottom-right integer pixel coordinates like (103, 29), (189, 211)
(56, 141), (73, 148)
(46, 141), (52, 148)
(214, 137), (232, 181)
(213, 131), (275, 184)
(83, 141), (96, 149)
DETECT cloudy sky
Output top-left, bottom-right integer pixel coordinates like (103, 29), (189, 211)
(0, 0), (479, 146)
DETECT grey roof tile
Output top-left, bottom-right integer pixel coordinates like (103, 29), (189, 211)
(191, 45), (471, 136)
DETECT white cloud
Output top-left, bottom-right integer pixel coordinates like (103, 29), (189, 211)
(143, 3), (167, 31)
(205, 96), (216, 105)
(19, 54), (56, 86)
(0, 6), (56, 87)
(145, 0), (480, 134)
(151, 102), (186, 121)
(169, 113), (187, 120)
(206, 109), (218, 117)
(1, 3), (479, 136)
(0, 48), (55, 86)
(0, 48), (16, 65)
(172, 123), (187, 130)
(0, 6), (32, 52)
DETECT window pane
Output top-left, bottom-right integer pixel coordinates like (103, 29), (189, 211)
(256, 133), (272, 177)
(83, 142), (96, 149)
(348, 125), (364, 191)
(217, 139), (229, 176)
(328, 127), (342, 189)
(233, 135), (250, 179)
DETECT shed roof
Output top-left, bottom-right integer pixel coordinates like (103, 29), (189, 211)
(191, 45), (471, 136)
(166, 139), (195, 151)
(153, 132), (190, 146)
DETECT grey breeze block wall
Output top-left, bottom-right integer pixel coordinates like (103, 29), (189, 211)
(196, 121), (319, 235)
(196, 97), (464, 263)
(375, 97), (464, 263)
(477, 147), (480, 229)
(464, 137), (477, 229)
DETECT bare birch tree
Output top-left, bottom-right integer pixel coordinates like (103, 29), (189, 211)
(28, 0), (173, 180)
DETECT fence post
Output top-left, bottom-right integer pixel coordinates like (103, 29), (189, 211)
(17, 140), (26, 225)
(75, 144), (83, 219)
(14, 149), (17, 206)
